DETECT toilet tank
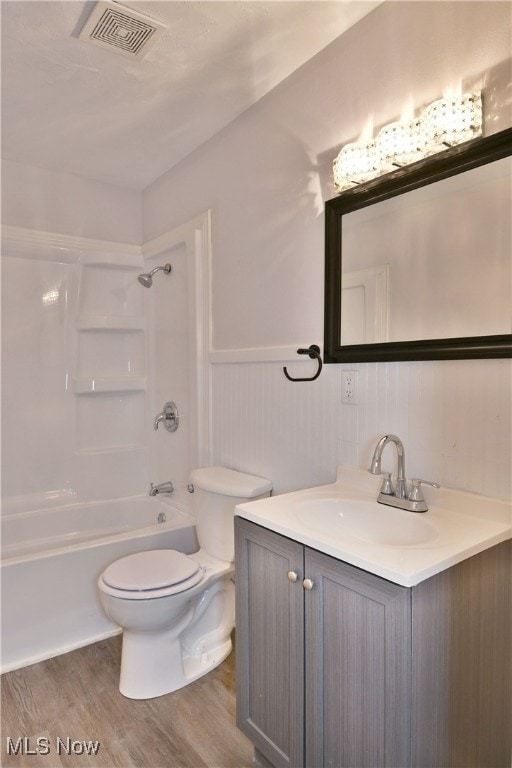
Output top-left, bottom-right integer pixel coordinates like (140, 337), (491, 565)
(190, 467), (272, 562)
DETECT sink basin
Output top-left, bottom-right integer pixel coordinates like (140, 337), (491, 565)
(294, 497), (439, 547)
(235, 466), (511, 586)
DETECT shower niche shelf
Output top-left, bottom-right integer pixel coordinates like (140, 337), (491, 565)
(78, 263), (144, 319)
(77, 327), (145, 379)
(72, 377), (146, 394)
(77, 315), (145, 331)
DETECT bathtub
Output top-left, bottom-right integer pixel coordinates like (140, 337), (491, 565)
(1, 495), (198, 673)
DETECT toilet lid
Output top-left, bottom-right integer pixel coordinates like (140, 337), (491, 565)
(102, 549), (200, 592)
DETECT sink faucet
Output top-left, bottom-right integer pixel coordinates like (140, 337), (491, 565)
(369, 434), (407, 498)
(369, 434), (439, 512)
(149, 481), (174, 496)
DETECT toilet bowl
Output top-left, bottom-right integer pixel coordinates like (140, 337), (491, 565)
(98, 467), (271, 699)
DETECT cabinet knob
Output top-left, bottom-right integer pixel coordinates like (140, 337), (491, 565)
(287, 570), (298, 583)
(303, 578), (314, 591)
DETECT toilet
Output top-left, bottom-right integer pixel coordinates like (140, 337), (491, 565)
(98, 467), (271, 699)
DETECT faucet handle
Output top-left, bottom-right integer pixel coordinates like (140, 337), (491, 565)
(408, 478), (440, 502)
(154, 401), (180, 432)
(379, 472), (394, 495)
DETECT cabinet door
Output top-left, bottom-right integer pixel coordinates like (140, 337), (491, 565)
(304, 548), (412, 768)
(235, 518), (305, 768)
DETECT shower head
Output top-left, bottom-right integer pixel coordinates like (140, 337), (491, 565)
(138, 273), (153, 288)
(137, 263), (172, 288)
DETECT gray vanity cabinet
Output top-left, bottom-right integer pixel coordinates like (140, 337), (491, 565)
(235, 517), (511, 768)
(235, 517), (411, 768)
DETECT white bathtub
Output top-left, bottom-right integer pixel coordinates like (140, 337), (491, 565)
(1, 495), (198, 672)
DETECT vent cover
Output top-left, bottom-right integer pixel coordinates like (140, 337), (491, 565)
(78, 1), (166, 59)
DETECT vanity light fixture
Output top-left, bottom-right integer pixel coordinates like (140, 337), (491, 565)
(332, 139), (379, 191)
(375, 116), (427, 173)
(421, 92), (483, 149)
(333, 91), (483, 192)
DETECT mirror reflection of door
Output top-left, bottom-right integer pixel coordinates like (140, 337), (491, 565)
(341, 265), (389, 345)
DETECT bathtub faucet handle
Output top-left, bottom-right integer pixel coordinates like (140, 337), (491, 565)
(149, 481), (174, 496)
(153, 401), (179, 432)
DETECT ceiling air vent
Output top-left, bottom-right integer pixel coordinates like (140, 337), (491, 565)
(78, 1), (166, 59)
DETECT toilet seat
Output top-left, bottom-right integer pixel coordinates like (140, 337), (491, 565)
(99, 549), (205, 600)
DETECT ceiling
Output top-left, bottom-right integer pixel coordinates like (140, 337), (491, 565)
(1, 0), (381, 191)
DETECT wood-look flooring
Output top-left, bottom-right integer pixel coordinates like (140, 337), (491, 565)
(1, 633), (256, 768)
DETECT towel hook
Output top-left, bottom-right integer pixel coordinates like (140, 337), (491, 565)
(283, 344), (323, 382)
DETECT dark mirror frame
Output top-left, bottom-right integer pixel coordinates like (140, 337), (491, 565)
(324, 127), (512, 363)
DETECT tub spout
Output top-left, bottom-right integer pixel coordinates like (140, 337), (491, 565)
(149, 481), (174, 496)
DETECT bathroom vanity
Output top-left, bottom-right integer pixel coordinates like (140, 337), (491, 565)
(234, 468), (511, 768)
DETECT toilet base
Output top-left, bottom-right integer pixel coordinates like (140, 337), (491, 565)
(119, 629), (233, 699)
(118, 577), (235, 699)
(182, 636), (232, 687)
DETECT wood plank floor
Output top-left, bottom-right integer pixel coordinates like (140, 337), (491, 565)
(1, 634), (256, 768)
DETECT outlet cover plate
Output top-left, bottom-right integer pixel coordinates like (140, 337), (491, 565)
(342, 370), (358, 404)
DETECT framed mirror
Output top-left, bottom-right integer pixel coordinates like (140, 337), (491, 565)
(324, 127), (512, 362)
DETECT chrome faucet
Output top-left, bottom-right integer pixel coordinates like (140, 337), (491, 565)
(149, 481), (174, 496)
(369, 434), (439, 512)
(369, 434), (407, 498)
(153, 401), (179, 432)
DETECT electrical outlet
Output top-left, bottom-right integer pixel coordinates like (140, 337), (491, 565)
(342, 371), (358, 404)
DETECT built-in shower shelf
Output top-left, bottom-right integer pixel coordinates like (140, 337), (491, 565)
(77, 315), (145, 331)
(72, 377), (146, 394)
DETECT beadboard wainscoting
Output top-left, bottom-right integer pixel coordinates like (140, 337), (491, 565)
(210, 356), (511, 500)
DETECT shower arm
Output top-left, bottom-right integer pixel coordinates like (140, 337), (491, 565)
(148, 264), (171, 278)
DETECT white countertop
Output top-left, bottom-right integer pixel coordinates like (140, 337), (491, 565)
(235, 467), (511, 587)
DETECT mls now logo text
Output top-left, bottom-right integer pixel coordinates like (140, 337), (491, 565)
(7, 736), (101, 756)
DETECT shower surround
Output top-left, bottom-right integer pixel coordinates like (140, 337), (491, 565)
(1, 214), (211, 670)
(2, 232), (149, 504)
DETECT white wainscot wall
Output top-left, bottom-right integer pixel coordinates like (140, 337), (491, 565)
(211, 357), (511, 502)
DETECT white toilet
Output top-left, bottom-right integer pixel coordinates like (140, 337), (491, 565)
(98, 467), (271, 699)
